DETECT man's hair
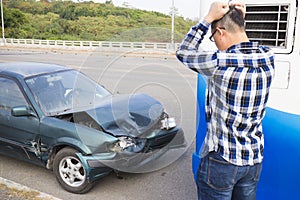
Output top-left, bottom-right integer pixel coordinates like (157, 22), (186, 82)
(211, 6), (245, 32)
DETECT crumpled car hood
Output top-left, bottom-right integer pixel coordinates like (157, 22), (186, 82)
(84, 94), (164, 137)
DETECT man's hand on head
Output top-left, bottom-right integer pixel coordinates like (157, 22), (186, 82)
(204, 2), (229, 24)
(230, 2), (246, 18)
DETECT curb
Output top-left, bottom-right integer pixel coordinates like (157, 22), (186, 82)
(0, 45), (177, 57)
(0, 177), (62, 200)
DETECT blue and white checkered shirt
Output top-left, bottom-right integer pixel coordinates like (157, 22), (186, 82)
(176, 19), (275, 166)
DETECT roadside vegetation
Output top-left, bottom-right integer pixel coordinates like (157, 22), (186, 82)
(1, 0), (196, 43)
(0, 182), (46, 200)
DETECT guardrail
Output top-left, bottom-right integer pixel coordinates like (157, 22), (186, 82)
(1, 38), (180, 53)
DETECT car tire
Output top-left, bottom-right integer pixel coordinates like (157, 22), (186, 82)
(53, 147), (93, 194)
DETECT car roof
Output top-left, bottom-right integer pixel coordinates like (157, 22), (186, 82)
(0, 62), (71, 78)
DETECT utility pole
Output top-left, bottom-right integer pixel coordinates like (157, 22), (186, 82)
(171, 0), (175, 48)
(199, 0), (201, 19)
(0, 0), (5, 44)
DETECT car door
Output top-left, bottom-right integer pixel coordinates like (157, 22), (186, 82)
(0, 77), (42, 164)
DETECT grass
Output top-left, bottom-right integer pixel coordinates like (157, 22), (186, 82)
(0, 182), (51, 200)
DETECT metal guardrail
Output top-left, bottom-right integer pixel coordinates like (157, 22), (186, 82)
(1, 38), (180, 53)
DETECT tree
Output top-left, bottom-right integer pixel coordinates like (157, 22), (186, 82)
(2, 0), (196, 42)
(0, 6), (27, 28)
(0, 6), (28, 38)
(59, 4), (77, 20)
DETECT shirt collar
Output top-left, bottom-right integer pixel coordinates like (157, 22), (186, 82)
(226, 42), (260, 52)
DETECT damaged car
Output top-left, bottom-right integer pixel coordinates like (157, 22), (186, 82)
(0, 62), (185, 194)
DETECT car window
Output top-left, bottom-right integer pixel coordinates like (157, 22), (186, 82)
(26, 70), (111, 116)
(0, 78), (28, 113)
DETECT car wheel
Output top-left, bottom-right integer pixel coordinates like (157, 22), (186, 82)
(53, 147), (93, 194)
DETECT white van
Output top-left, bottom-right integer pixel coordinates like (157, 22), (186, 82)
(193, 1), (299, 199)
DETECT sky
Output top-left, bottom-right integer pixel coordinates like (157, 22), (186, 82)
(110, 0), (202, 19)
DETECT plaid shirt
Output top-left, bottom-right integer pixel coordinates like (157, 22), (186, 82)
(176, 19), (275, 166)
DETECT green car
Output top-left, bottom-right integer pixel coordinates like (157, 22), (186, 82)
(0, 62), (185, 194)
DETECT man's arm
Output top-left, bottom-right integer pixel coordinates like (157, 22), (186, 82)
(176, 19), (217, 77)
(176, 2), (229, 76)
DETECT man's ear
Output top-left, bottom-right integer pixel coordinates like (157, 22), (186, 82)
(217, 28), (225, 36)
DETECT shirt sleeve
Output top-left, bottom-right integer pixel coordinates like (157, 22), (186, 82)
(176, 18), (218, 77)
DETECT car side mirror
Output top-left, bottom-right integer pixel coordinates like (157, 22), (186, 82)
(11, 106), (37, 118)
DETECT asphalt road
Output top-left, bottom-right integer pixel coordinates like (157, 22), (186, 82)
(0, 47), (199, 200)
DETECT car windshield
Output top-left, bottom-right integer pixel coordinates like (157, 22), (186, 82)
(26, 70), (111, 116)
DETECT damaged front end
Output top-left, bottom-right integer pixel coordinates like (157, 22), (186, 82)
(56, 93), (186, 174)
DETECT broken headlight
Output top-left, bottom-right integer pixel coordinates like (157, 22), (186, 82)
(111, 136), (146, 154)
(161, 112), (176, 130)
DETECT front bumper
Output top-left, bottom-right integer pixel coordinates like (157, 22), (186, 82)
(146, 126), (186, 151)
(77, 126), (186, 182)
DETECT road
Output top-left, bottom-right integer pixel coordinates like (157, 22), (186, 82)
(0, 47), (199, 200)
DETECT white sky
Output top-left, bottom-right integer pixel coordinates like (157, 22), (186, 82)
(111, 0), (201, 19)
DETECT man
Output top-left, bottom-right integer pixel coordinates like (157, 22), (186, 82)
(176, 1), (275, 200)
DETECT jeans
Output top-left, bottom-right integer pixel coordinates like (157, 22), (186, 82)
(196, 151), (262, 200)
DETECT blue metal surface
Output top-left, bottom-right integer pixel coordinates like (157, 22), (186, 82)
(256, 107), (300, 199)
(192, 74), (207, 181)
